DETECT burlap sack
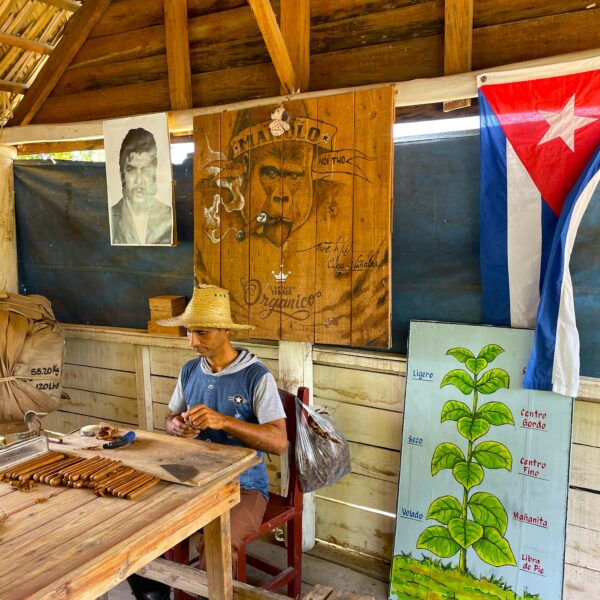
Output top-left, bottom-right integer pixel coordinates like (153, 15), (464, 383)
(0, 291), (64, 426)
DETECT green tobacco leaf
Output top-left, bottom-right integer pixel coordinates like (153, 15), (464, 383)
(416, 525), (461, 558)
(440, 401), (472, 423)
(457, 416), (490, 441)
(473, 441), (512, 471)
(476, 402), (515, 426)
(446, 347), (475, 364)
(452, 461), (484, 490)
(426, 496), (462, 525)
(472, 527), (516, 567)
(465, 357), (488, 374)
(477, 344), (505, 363)
(440, 370), (474, 395)
(468, 492), (508, 535)
(431, 443), (465, 475)
(476, 369), (510, 394)
(448, 518), (484, 549)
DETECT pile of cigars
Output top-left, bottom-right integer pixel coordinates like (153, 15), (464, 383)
(0, 451), (160, 500)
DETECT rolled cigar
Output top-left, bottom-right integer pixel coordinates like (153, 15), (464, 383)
(4, 451), (64, 476)
(79, 458), (113, 481)
(59, 456), (98, 476)
(116, 474), (155, 498)
(25, 457), (80, 482)
(111, 473), (148, 497)
(48, 474), (64, 486)
(93, 467), (133, 488)
(7, 453), (66, 478)
(89, 460), (122, 482)
(69, 457), (110, 481)
(72, 480), (84, 488)
(105, 472), (141, 495)
(31, 457), (80, 481)
(126, 477), (160, 500)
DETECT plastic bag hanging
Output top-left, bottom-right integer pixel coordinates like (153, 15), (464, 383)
(295, 397), (351, 493)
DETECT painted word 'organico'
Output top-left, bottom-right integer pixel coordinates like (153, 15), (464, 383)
(521, 408), (547, 430)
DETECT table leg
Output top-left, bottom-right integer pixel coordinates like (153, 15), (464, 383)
(204, 510), (233, 600)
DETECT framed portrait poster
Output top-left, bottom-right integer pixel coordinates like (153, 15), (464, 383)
(104, 112), (175, 246)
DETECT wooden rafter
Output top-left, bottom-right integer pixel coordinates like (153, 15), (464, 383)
(280, 0), (310, 92)
(443, 0), (473, 111)
(0, 79), (29, 94)
(8, 0), (112, 126)
(248, 0), (296, 94)
(0, 32), (54, 55)
(164, 0), (193, 110)
(37, 0), (81, 12)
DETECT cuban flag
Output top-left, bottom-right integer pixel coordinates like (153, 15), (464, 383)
(479, 66), (600, 396)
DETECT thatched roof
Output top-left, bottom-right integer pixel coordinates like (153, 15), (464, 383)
(0, 0), (79, 124)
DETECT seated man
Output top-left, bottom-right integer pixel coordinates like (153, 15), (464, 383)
(164, 284), (286, 574)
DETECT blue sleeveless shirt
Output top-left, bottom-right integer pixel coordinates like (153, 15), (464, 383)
(180, 356), (271, 499)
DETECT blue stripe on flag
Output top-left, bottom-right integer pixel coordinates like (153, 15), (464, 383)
(525, 145), (600, 395)
(479, 92), (510, 325)
(540, 199), (558, 294)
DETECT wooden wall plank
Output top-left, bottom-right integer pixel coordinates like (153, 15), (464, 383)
(347, 442), (400, 484)
(151, 375), (178, 405)
(65, 338), (135, 371)
(572, 400), (600, 448)
(32, 79), (171, 124)
(164, 0), (193, 110)
(563, 564), (600, 600)
(60, 388), (138, 425)
(193, 113), (223, 284)
(314, 364), (404, 411)
(315, 497), (394, 559)
(313, 92), (354, 345)
(154, 402), (169, 430)
(350, 87), (393, 347)
(280, 98), (319, 341)
(9, 0), (112, 126)
(570, 445), (600, 492)
(566, 525), (600, 573)
(63, 364), (137, 399)
(317, 397), (402, 451)
(568, 489), (600, 531)
(316, 472), (397, 515)
(90, 0), (165, 39)
(41, 410), (133, 435)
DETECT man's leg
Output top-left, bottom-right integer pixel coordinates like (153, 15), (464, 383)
(197, 489), (267, 577)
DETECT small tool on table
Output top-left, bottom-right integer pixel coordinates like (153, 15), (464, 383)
(103, 431), (136, 449)
(160, 463), (199, 483)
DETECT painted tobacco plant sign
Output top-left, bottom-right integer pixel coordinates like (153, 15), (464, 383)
(391, 322), (573, 600)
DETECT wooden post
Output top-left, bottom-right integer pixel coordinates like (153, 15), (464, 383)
(278, 340), (315, 551)
(0, 145), (17, 293)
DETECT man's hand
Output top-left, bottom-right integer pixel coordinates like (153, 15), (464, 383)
(182, 405), (228, 431)
(166, 414), (197, 438)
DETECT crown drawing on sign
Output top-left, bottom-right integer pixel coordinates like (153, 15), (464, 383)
(272, 266), (291, 283)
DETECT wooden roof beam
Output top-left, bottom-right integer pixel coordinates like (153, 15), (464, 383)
(37, 0), (82, 11)
(0, 80), (29, 94)
(0, 32), (54, 55)
(164, 0), (193, 110)
(8, 0), (112, 126)
(280, 0), (310, 92)
(443, 0), (473, 112)
(248, 0), (297, 94)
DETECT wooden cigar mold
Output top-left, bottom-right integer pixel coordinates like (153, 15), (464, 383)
(1, 452), (159, 500)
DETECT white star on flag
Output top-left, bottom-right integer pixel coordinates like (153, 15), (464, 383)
(537, 94), (598, 152)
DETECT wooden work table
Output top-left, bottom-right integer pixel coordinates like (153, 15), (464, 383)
(0, 428), (261, 600)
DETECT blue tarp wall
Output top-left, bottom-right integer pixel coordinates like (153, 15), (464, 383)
(14, 132), (600, 376)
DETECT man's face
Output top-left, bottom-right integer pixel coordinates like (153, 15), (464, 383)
(248, 141), (314, 246)
(123, 151), (157, 206)
(187, 328), (230, 360)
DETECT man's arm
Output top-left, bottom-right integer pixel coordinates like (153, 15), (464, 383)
(165, 412), (197, 438)
(182, 404), (287, 455)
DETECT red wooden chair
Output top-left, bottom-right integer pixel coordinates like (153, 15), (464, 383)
(236, 386), (308, 598)
(167, 386), (308, 599)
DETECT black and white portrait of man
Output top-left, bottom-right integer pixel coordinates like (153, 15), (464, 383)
(104, 113), (175, 246)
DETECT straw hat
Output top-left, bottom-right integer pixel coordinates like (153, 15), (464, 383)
(156, 284), (252, 330)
